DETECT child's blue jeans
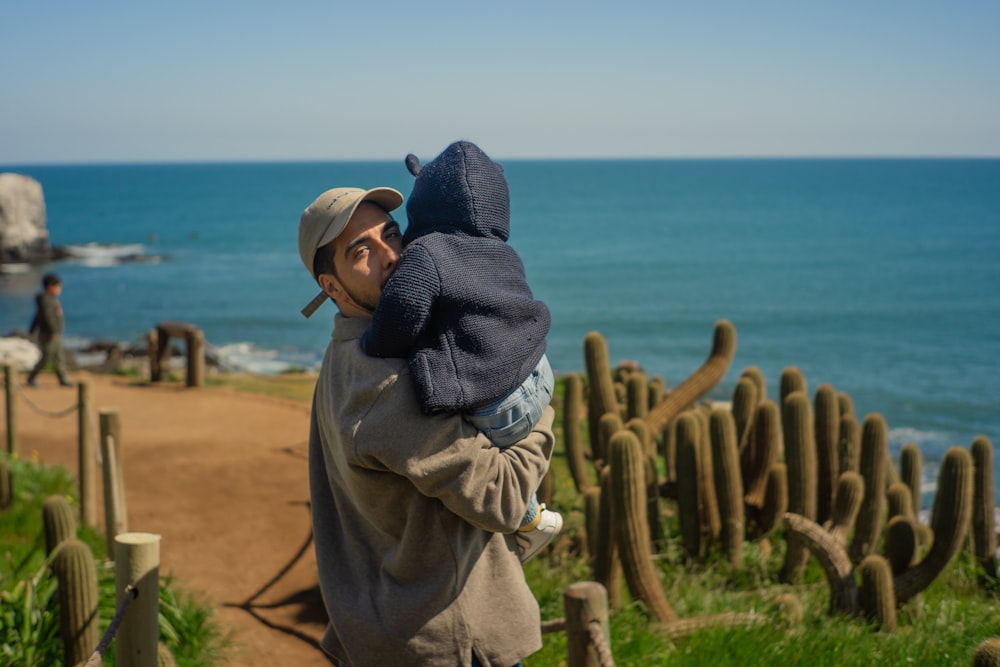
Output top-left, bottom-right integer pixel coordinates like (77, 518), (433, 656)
(465, 355), (554, 528)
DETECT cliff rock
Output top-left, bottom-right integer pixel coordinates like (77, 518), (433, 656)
(0, 173), (51, 263)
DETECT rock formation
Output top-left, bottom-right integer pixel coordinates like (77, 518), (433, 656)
(0, 173), (53, 264)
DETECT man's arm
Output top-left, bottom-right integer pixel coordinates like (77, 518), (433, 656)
(360, 392), (555, 534)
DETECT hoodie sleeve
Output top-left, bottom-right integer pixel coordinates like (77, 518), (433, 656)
(362, 243), (440, 358)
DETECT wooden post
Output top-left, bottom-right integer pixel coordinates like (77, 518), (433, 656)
(100, 409), (128, 556)
(186, 328), (205, 388)
(114, 532), (161, 667)
(78, 381), (97, 527)
(147, 329), (160, 383)
(4, 364), (17, 456)
(564, 581), (612, 667)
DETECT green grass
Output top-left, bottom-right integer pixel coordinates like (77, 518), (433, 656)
(0, 453), (231, 666)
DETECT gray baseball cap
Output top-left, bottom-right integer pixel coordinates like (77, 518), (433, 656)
(298, 186), (403, 318)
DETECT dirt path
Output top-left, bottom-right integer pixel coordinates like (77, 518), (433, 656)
(8, 371), (334, 666)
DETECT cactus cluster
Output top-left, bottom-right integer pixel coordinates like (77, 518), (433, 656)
(568, 323), (993, 644)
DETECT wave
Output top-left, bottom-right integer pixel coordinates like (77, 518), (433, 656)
(62, 242), (164, 267)
(210, 342), (321, 375)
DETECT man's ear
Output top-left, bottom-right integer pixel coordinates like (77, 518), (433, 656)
(318, 274), (341, 301)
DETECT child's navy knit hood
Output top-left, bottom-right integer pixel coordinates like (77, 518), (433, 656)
(404, 141), (511, 243)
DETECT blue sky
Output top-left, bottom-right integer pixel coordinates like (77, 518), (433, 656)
(3, 1), (999, 164)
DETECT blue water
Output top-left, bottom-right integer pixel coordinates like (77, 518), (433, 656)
(2, 159), (998, 497)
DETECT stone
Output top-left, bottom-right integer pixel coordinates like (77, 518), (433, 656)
(0, 173), (51, 264)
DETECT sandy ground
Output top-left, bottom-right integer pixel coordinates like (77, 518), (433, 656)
(5, 370), (335, 666)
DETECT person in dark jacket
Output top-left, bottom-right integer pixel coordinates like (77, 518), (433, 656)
(361, 140), (562, 561)
(27, 273), (72, 387)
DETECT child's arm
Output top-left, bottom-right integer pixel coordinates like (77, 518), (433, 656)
(362, 245), (440, 358)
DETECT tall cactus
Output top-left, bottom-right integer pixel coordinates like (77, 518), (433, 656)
(593, 467), (622, 610)
(52, 539), (99, 665)
(757, 464), (788, 537)
(899, 443), (923, 517)
(849, 414), (888, 564)
(43, 495), (77, 556)
(838, 412), (862, 475)
(971, 435), (997, 583)
(740, 366), (767, 404)
(974, 638), (1000, 667)
(645, 320), (737, 433)
(886, 482), (915, 522)
(894, 446), (974, 605)
(675, 412), (703, 559)
(779, 366), (807, 408)
(710, 408), (744, 568)
(562, 372), (594, 494)
(742, 400), (780, 510)
(858, 554), (897, 632)
(813, 383), (840, 526)
(585, 331), (620, 450)
(780, 390), (817, 582)
(731, 377), (758, 452)
(884, 515), (918, 575)
(610, 430), (678, 622)
(625, 372), (649, 421)
(827, 471), (865, 547)
(596, 412), (624, 469)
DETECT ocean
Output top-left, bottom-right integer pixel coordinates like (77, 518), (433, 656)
(1, 158), (998, 500)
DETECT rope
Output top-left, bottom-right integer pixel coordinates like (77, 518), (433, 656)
(540, 617), (616, 667)
(587, 620), (617, 667)
(11, 381), (79, 419)
(84, 584), (139, 667)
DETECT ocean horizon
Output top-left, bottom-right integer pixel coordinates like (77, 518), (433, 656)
(2, 157), (998, 501)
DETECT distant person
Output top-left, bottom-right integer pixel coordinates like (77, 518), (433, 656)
(27, 273), (72, 387)
(361, 140), (562, 559)
(299, 184), (555, 666)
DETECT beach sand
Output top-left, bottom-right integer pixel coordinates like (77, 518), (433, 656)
(6, 371), (333, 666)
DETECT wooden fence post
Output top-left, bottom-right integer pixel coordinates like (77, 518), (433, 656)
(114, 532), (161, 667)
(564, 581), (612, 667)
(100, 409), (128, 555)
(186, 328), (205, 388)
(4, 364), (17, 456)
(78, 381), (97, 527)
(147, 329), (161, 383)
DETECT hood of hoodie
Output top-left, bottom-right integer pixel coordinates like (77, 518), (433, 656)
(404, 141), (511, 243)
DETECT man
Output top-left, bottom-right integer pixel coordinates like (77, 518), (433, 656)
(298, 187), (555, 666)
(27, 272), (72, 387)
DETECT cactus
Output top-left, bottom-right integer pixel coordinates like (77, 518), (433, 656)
(596, 412), (624, 469)
(900, 443), (923, 518)
(827, 471), (865, 547)
(772, 592), (804, 626)
(813, 383), (840, 526)
(609, 430), (678, 622)
(648, 375), (667, 411)
(858, 554), (897, 632)
(583, 487), (601, 561)
(742, 400), (780, 509)
(740, 366), (767, 403)
(894, 446), (974, 605)
(694, 409), (721, 543)
(593, 467), (622, 610)
(849, 414), (888, 564)
(43, 495), (77, 556)
(625, 372), (649, 421)
(0, 458), (11, 509)
(52, 539), (99, 665)
(584, 331), (620, 451)
(645, 320), (737, 433)
(626, 417), (661, 551)
(731, 377), (758, 452)
(784, 512), (857, 615)
(710, 408), (744, 568)
(838, 412), (861, 475)
(973, 638), (1000, 667)
(780, 391), (817, 582)
(837, 391), (855, 417)
(971, 435), (997, 583)
(756, 463), (788, 537)
(779, 366), (807, 408)
(675, 412), (703, 559)
(562, 373), (594, 494)
(886, 482), (915, 522)
(884, 515), (918, 575)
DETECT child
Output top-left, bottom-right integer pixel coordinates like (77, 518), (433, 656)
(27, 273), (73, 387)
(361, 140), (562, 562)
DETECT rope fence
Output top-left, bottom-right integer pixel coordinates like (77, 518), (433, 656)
(84, 585), (138, 667)
(543, 581), (617, 667)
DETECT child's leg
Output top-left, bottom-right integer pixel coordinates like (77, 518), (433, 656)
(464, 355), (555, 528)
